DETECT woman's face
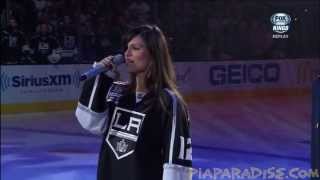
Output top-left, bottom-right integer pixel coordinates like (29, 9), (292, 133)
(125, 35), (152, 75)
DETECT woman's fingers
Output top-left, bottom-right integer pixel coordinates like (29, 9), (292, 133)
(98, 56), (114, 67)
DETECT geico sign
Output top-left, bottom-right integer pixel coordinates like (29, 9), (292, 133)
(209, 63), (280, 85)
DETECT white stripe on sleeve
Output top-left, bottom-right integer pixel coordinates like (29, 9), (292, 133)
(164, 89), (177, 164)
(75, 103), (108, 135)
(163, 163), (193, 180)
(88, 75), (100, 109)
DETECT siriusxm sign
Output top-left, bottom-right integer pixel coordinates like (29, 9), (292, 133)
(1, 71), (80, 92)
(209, 63), (280, 85)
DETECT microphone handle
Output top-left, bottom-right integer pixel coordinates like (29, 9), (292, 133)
(80, 63), (112, 81)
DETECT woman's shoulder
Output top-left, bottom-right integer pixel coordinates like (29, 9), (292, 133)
(160, 88), (189, 120)
(161, 88), (175, 98)
(161, 88), (184, 105)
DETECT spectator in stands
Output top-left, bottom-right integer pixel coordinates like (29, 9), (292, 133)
(96, 17), (114, 59)
(126, 0), (151, 28)
(56, 15), (79, 63)
(109, 10), (128, 52)
(33, 0), (50, 13)
(30, 23), (59, 64)
(8, 0), (38, 35)
(78, 21), (97, 63)
(248, 19), (274, 59)
(0, 17), (26, 64)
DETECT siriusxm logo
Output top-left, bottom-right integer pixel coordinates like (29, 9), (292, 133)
(271, 13), (291, 35)
(1, 71), (80, 92)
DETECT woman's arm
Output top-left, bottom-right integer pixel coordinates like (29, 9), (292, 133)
(162, 89), (193, 180)
(75, 73), (114, 135)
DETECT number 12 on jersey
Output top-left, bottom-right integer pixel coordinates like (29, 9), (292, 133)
(178, 136), (192, 161)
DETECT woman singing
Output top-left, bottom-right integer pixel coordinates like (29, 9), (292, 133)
(76, 24), (192, 180)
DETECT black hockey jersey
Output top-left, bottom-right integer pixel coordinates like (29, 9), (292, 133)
(0, 29), (26, 63)
(30, 35), (59, 64)
(75, 73), (192, 180)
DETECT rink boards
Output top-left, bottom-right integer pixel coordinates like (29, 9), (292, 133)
(1, 58), (319, 114)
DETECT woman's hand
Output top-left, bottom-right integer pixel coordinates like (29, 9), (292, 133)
(96, 55), (115, 69)
(95, 55), (120, 80)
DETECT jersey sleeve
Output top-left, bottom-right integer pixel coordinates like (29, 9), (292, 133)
(162, 89), (193, 180)
(75, 73), (114, 135)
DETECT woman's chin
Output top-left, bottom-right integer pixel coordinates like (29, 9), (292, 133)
(127, 67), (140, 74)
(127, 68), (136, 73)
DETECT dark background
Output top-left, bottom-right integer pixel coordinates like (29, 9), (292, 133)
(1, 0), (319, 64)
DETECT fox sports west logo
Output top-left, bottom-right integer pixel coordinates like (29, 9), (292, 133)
(270, 13), (291, 34)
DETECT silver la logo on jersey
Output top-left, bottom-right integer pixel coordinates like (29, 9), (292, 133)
(106, 107), (145, 160)
(270, 13), (291, 39)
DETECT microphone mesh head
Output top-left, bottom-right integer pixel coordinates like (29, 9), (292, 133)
(112, 54), (125, 65)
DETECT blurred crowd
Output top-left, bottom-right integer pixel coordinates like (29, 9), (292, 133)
(1, 0), (319, 65)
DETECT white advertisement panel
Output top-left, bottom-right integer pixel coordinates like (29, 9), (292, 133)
(1, 64), (90, 104)
(1, 58), (319, 105)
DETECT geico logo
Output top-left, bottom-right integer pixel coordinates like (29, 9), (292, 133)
(12, 74), (72, 87)
(209, 63), (280, 85)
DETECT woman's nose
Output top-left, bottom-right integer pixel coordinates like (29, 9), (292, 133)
(125, 48), (131, 58)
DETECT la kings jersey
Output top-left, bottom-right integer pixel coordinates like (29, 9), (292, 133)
(75, 73), (192, 180)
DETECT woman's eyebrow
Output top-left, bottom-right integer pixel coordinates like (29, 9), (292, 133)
(129, 43), (145, 47)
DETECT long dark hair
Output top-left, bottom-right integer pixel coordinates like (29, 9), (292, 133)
(123, 24), (187, 115)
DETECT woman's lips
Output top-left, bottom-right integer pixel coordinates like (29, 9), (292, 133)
(126, 59), (134, 64)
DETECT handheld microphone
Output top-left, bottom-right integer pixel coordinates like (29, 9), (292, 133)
(80, 54), (124, 81)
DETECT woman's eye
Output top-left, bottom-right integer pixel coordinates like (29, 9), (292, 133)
(132, 46), (140, 50)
